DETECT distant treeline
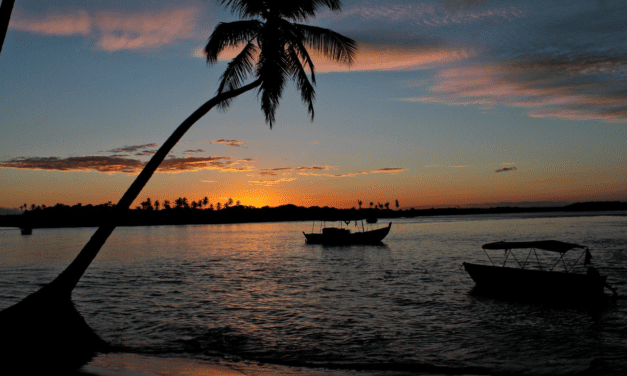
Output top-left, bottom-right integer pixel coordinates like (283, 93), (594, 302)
(0, 200), (625, 229)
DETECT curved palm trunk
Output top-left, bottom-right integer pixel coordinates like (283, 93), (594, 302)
(0, 0), (15, 57)
(0, 79), (261, 371)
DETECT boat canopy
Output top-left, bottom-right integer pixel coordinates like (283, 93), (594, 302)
(482, 240), (587, 253)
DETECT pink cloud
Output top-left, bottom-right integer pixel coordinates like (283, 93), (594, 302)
(211, 42), (474, 72)
(10, 6), (200, 51)
(10, 10), (91, 36)
(404, 57), (627, 123)
(211, 139), (249, 147)
(95, 7), (199, 51)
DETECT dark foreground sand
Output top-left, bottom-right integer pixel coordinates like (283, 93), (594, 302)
(73, 353), (245, 376)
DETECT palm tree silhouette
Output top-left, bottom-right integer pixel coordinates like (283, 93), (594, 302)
(0, 1), (355, 370)
(0, 0), (15, 57)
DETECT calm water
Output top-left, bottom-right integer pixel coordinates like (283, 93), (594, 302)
(1, 212), (626, 375)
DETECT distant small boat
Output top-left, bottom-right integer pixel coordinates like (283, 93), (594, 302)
(304, 221), (391, 245)
(463, 240), (617, 301)
(20, 227), (33, 235)
(366, 217), (378, 224)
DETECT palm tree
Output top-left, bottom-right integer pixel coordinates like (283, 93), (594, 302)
(395, 199), (399, 210)
(0, 0), (15, 57)
(1, 1), (355, 370)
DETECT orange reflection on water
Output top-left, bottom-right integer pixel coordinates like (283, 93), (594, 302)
(82, 353), (245, 375)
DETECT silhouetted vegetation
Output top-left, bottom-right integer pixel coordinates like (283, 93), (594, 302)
(1, 200), (625, 229)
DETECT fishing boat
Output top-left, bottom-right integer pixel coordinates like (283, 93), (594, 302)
(303, 221), (392, 245)
(20, 227), (33, 235)
(463, 240), (616, 300)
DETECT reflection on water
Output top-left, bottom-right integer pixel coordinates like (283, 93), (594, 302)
(1, 212), (626, 375)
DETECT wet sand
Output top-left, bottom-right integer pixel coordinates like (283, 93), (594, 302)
(73, 353), (245, 376)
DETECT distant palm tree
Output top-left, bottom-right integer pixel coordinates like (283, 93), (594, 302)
(369, 202), (374, 209)
(203, 197), (209, 207)
(0, 1), (355, 371)
(395, 199), (399, 210)
(217, 202), (222, 211)
(384, 202), (390, 210)
(358, 200), (362, 210)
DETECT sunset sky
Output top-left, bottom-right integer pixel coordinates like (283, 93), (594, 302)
(1, 0), (626, 211)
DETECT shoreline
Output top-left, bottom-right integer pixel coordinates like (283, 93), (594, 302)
(1, 201), (625, 229)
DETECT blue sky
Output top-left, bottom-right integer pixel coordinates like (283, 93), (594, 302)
(1, 0), (626, 210)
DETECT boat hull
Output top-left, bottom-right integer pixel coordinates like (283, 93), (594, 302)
(304, 223), (391, 245)
(463, 262), (607, 299)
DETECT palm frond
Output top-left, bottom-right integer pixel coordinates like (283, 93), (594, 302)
(217, 0), (344, 21)
(217, 42), (259, 111)
(286, 45), (316, 120)
(282, 20), (316, 84)
(256, 35), (290, 127)
(296, 24), (357, 65)
(205, 20), (261, 64)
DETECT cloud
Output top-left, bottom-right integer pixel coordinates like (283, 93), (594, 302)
(299, 167), (407, 178)
(10, 6), (200, 52)
(9, 10), (91, 36)
(336, 1), (525, 26)
(134, 150), (157, 156)
(157, 156), (240, 173)
(248, 178), (297, 186)
(0, 155), (250, 174)
(107, 143), (158, 154)
(209, 42), (474, 72)
(403, 53), (627, 123)
(0, 156), (144, 173)
(211, 139), (249, 147)
(496, 166), (517, 173)
(184, 149), (205, 154)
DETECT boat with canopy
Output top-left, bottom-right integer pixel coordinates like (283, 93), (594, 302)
(463, 240), (617, 300)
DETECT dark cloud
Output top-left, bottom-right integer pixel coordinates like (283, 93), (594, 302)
(107, 143), (158, 154)
(0, 156), (144, 173)
(0, 155), (244, 174)
(183, 149), (205, 153)
(157, 156), (236, 173)
(134, 150), (157, 156)
(496, 166), (517, 173)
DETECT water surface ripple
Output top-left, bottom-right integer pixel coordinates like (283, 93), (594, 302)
(1, 212), (626, 375)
